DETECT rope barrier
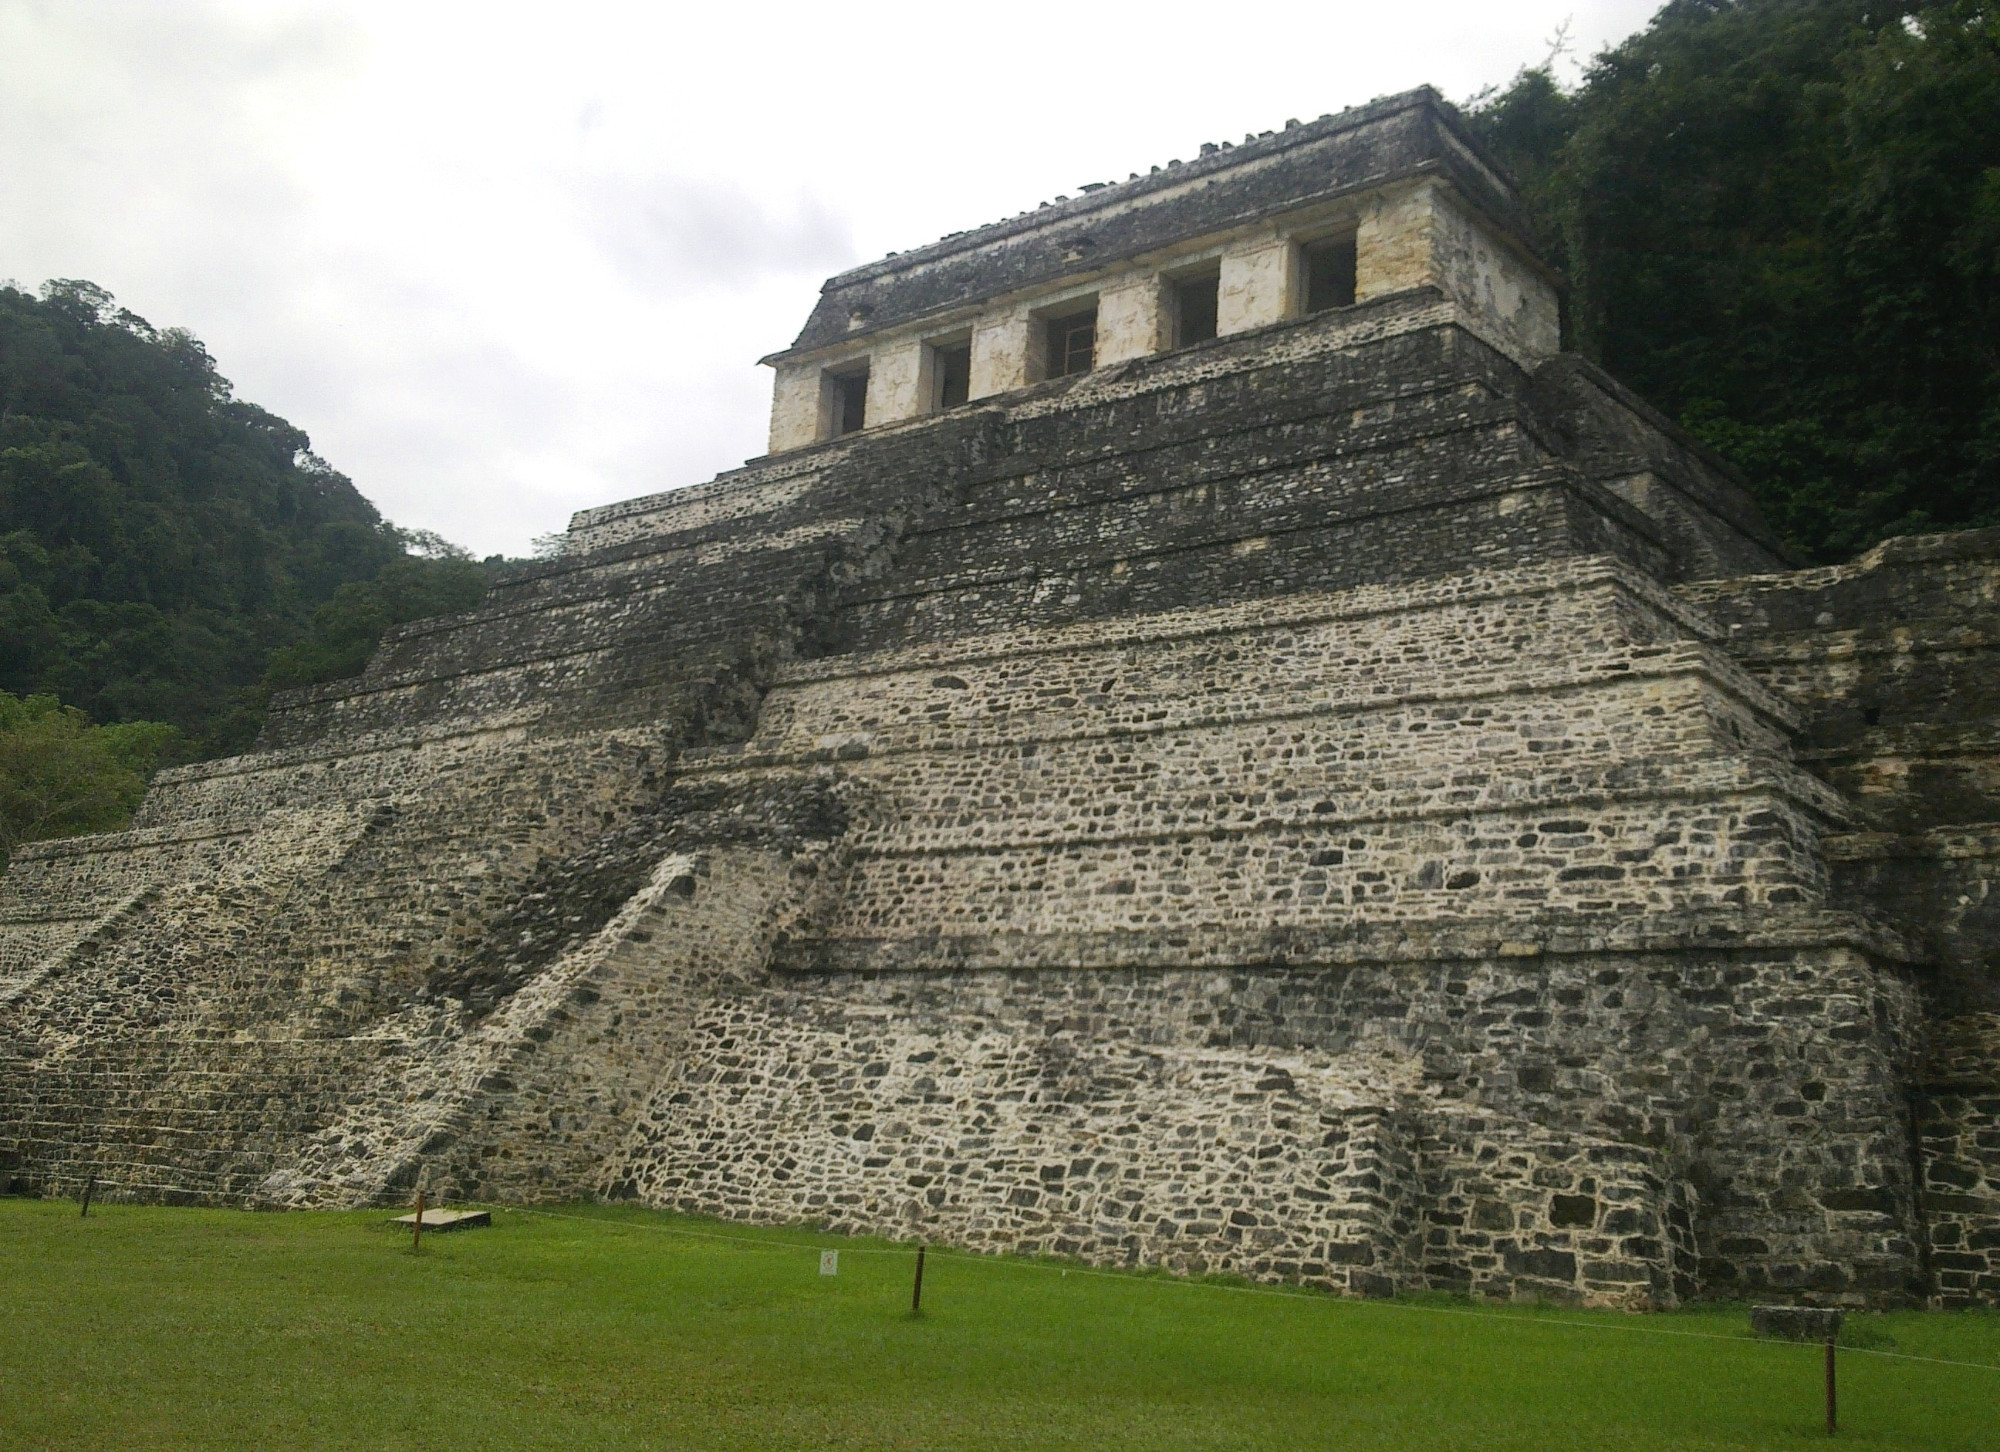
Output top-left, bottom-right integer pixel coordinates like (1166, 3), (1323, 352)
(470, 1202), (2000, 1375)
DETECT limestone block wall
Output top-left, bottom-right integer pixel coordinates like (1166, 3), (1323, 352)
(253, 407), (1003, 753)
(1, 830), (240, 1006)
(1417, 1111), (1700, 1305)
(616, 960), (1435, 1299)
(257, 846), (812, 1209)
(581, 553), (1919, 1307)
(1682, 532), (2000, 1308)
(0, 803), (396, 1199)
(608, 936), (1917, 1308)
(0, 721), (685, 1201)
(1683, 530), (2000, 1014)
(825, 311), (1674, 651)
(696, 558), (1841, 976)
(614, 293), (1777, 661)
(266, 295), (1778, 766)
(1529, 357), (1788, 582)
(1914, 1013), (2000, 1306)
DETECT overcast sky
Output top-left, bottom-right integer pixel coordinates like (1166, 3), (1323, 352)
(0, 0), (1665, 558)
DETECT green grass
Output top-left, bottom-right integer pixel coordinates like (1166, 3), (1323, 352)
(3, 1199), (1996, 1450)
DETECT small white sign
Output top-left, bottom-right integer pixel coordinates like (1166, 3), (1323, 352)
(819, 1250), (839, 1276)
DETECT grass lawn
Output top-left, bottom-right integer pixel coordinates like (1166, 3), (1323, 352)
(2, 1198), (1996, 1450)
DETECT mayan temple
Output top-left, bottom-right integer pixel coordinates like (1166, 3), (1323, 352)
(3, 88), (1995, 1310)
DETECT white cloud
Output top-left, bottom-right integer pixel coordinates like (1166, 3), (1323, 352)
(0, 0), (1664, 557)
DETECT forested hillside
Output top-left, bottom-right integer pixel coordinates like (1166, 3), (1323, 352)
(0, 280), (490, 861)
(1470, 0), (2000, 563)
(0, 280), (488, 757)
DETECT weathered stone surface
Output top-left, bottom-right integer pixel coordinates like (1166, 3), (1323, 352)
(0, 90), (1992, 1312)
(781, 90), (1531, 362)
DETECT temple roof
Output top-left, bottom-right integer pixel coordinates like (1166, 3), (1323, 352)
(768, 86), (1528, 364)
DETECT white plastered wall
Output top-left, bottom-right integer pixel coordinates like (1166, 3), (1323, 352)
(970, 310), (1034, 399)
(1217, 231), (1296, 336)
(1356, 179), (1559, 362)
(866, 338), (926, 427)
(1096, 274), (1164, 365)
(768, 364), (827, 455)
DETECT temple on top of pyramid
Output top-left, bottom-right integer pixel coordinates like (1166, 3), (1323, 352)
(764, 90), (1557, 448)
(2, 85), (1995, 1312)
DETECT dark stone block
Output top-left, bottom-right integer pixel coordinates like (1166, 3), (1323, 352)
(1929, 1251), (1990, 1271)
(1505, 1249), (1578, 1282)
(1821, 1187), (1899, 1214)
(1550, 1194), (1597, 1228)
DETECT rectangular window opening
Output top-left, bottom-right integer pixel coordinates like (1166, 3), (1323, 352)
(1044, 307), (1097, 379)
(828, 367), (869, 436)
(933, 342), (971, 409)
(1173, 271), (1220, 348)
(1303, 236), (1357, 314)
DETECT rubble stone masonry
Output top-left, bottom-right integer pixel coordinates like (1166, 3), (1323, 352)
(1, 90), (1994, 1309)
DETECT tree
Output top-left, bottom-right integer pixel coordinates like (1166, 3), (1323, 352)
(0, 280), (494, 753)
(258, 552), (491, 696)
(0, 692), (181, 870)
(1468, 0), (2000, 563)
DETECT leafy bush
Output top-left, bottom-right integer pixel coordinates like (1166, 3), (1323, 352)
(0, 692), (182, 868)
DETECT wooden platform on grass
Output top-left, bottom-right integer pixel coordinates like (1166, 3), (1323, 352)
(390, 1208), (490, 1232)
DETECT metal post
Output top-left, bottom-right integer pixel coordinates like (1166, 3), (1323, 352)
(413, 1188), (425, 1253)
(79, 1174), (95, 1219)
(911, 1244), (926, 1315)
(1825, 1336), (1837, 1436)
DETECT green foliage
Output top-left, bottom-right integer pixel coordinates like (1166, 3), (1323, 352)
(1, 1201), (1996, 1450)
(0, 691), (182, 868)
(259, 552), (491, 696)
(0, 279), (489, 756)
(1469, 0), (2000, 563)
